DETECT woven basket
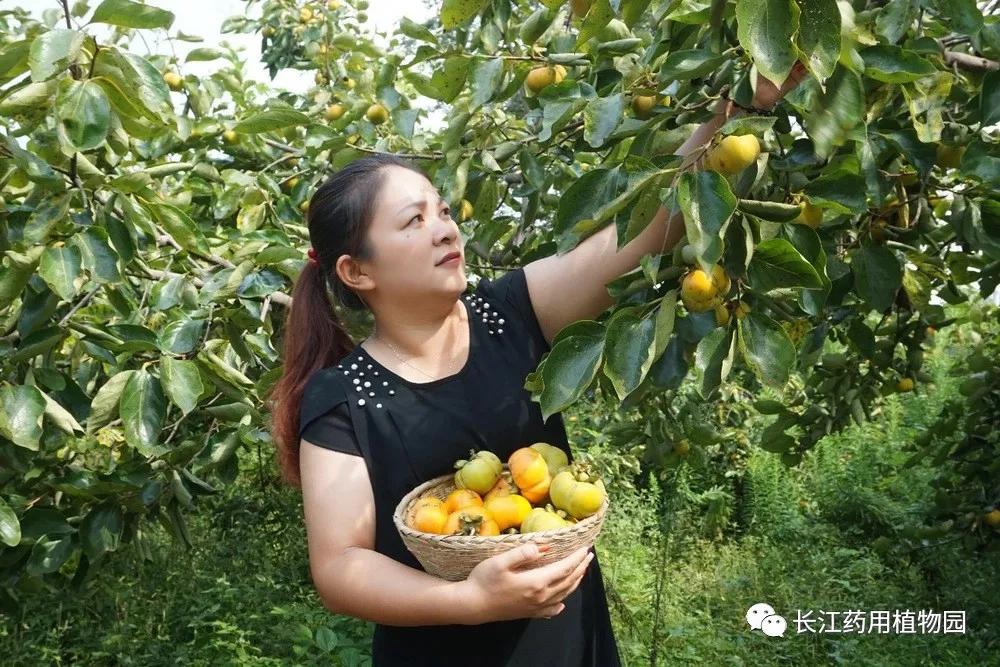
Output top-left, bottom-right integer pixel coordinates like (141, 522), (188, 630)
(393, 467), (609, 581)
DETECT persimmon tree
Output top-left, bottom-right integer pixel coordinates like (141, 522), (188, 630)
(2, 0), (999, 602)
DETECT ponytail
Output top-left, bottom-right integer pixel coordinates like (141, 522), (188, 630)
(268, 153), (428, 488)
(269, 260), (355, 488)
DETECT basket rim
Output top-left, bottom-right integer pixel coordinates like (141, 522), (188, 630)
(393, 470), (609, 542)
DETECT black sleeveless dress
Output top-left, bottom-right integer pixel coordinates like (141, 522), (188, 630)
(298, 267), (622, 667)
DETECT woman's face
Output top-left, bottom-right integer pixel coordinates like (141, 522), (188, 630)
(355, 165), (466, 302)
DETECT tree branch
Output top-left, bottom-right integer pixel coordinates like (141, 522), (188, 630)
(941, 48), (999, 72)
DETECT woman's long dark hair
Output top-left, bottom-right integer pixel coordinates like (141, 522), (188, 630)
(269, 153), (426, 488)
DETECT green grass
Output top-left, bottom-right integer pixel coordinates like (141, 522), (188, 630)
(2, 356), (998, 666)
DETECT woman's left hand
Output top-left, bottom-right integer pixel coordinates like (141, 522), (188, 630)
(750, 61), (809, 111)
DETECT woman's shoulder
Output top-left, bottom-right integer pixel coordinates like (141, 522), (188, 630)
(471, 266), (551, 357)
(299, 363), (354, 439)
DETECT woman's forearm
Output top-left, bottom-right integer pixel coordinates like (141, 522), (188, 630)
(315, 546), (483, 626)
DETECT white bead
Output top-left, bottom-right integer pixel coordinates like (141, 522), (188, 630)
(382, 381), (388, 386)
(358, 399), (365, 406)
(489, 330), (494, 334)
(369, 391), (375, 396)
(351, 363), (357, 370)
(356, 386), (362, 392)
(357, 356), (363, 361)
(498, 328), (503, 334)
(373, 371), (378, 376)
(343, 371), (349, 375)
(367, 364), (372, 369)
(484, 302), (489, 308)
(498, 318), (504, 324)
(389, 390), (395, 395)
(376, 403), (382, 408)
(353, 378), (360, 384)
(364, 381), (371, 387)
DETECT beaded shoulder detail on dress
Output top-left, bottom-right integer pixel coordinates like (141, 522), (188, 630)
(336, 354), (394, 409)
(461, 290), (506, 335)
(337, 289), (509, 409)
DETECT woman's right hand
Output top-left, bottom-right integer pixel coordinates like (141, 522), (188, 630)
(460, 543), (594, 623)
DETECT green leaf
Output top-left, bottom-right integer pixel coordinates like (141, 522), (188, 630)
(0, 497), (20, 547)
(79, 503), (124, 561)
(409, 55), (470, 102)
(158, 317), (205, 354)
(39, 246), (82, 301)
(537, 321), (606, 421)
(56, 79), (111, 151)
(719, 115), (777, 136)
(26, 535), (74, 576)
(796, 0), (841, 81)
(851, 245), (902, 312)
(398, 17), (438, 44)
(804, 168), (866, 214)
(539, 94), (588, 143)
(469, 57), (504, 108)
(928, 0), (983, 35)
(659, 49), (726, 82)
(1, 134), (59, 185)
(875, 0), (918, 44)
(92, 0), (175, 30)
(72, 227), (121, 283)
(738, 311), (795, 387)
(0, 384), (46, 450)
(440, 0), (488, 30)
(28, 28), (85, 82)
(780, 224), (830, 315)
(238, 270), (284, 299)
(87, 370), (135, 433)
(142, 201), (210, 255)
(803, 65), (863, 159)
(736, 0), (798, 86)
(960, 138), (1000, 184)
(0, 246), (44, 305)
(737, 199), (802, 222)
(160, 357), (203, 416)
(233, 108), (310, 134)
(40, 390), (84, 435)
(901, 71), (951, 143)
(696, 326), (736, 396)
(747, 238), (823, 291)
(621, 175), (669, 247)
(583, 93), (624, 148)
(981, 70), (1000, 127)
(603, 306), (658, 402)
(120, 370), (165, 455)
(653, 290), (677, 361)
(556, 159), (658, 238)
(678, 169), (738, 272)
(860, 45), (936, 83)
(0, 80), (58, 113)
(185, 47), (224, 62)
(754, 399), (789, 415)
(92, 47), (173, 124)
(575, 0), (615, 48)
(0, 38), (31, 81)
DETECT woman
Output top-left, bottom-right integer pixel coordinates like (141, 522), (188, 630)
(269, 68), (805, 666)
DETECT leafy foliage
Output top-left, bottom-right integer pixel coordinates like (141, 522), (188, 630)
(1, 0), (999, 604)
